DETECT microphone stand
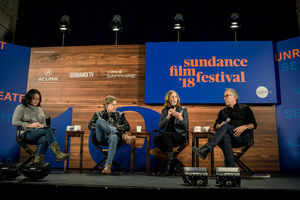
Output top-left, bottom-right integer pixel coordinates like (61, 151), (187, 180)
(62, 31), (66, 46)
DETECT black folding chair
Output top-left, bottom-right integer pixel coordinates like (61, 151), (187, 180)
(90, 130), (124, 173)
(233, 129), (255, 176)
(16, 117), (55, 168)
(152, 129), (189, 175)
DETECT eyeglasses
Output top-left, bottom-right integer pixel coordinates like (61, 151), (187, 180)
(33, 98), (40, 101)
(223, 94), (232, 98)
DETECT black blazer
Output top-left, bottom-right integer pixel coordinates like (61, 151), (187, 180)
(158, 106), (189, 135)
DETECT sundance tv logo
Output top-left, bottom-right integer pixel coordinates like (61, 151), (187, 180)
(37, 69), (58, 83)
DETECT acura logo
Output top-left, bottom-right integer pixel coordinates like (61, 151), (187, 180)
(44, 69), (52, 77)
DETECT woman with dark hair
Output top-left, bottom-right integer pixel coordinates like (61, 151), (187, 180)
(12, 89), (69, 163)
(153, 90), (189, 175)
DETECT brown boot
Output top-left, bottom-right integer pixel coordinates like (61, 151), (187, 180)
(102, 163), (111, 174)
(122, 134), (136, 145)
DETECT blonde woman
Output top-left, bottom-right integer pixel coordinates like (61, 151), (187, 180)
(153, 90), (189, 174)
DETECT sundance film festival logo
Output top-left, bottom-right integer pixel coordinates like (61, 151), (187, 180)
(37, 69), (58, 83)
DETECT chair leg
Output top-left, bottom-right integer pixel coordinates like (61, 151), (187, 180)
(153, 157), (185, 175)
(19, 154), (35, 169)
(235, 157), (254, 176)
(18, 141), (36, 157)
(91, 145), (125, 173)
(91, 157), (107, 172)
(173, 158), (184, 173)
(91, 158), (124, 173)
(154, 160), (167, 174)
(112, 160), (121, 170)
(17, 141), (36, 169)
(112, 160), (124, 173)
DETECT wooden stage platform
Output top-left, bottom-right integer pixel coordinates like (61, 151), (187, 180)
(1, 170), (300, 196)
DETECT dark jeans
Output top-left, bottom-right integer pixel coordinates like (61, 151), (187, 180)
(153, 132), (183, 153)
(21, 127), (56, 155)
(205, 123), (250, 167)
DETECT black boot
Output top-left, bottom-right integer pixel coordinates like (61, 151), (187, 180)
(192, 145), (209, 160)
(165, 152), (175, 175)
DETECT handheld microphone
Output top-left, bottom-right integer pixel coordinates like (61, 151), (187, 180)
(171, 102), (176, 109)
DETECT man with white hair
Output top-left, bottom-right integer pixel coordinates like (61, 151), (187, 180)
(88, 95), (136, 174)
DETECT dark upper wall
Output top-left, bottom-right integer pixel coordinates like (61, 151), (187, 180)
(15, 0), (299, 47)
(0, 0), (20, 43)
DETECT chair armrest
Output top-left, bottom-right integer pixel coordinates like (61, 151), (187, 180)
(51, 128), (56, 134)
(16, 126), (23, 138)
(182, 129), (190, 143)
(118, 128), (126, 134)
(152, 129), (161, 138)
(248, 129), (254, 142)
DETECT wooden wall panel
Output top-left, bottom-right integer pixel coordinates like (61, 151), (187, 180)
(22, 45), (280, 172)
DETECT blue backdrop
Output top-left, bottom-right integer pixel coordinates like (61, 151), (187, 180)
(0, 42), (73, 168)
(44, 107), (73, 168)
(145, 41), (277, 104)
(0, 42), (30, 163)
(275, 36), (300, 172)
(2, 39), (300, 172)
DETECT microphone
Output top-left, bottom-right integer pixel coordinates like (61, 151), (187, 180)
(171, 102), (176, 109)
(226, 117), (231, 123)
(224, 109), (232, 123)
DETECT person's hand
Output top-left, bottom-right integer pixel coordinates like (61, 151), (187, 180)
(216, 121), (226, 130)
(172, 110), (183, 121)
(167, 108), (174, 119)
(27, 122), (44, 128)
(233, 125), (247, 137)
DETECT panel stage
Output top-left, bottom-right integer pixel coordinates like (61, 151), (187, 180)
(1, 170), (300, 196)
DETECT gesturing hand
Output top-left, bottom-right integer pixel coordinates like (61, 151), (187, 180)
(233, 125), (247, 137)
(172, 110), (183, 121)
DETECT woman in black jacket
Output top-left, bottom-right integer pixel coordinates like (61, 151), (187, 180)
(153, 90), (189, 174)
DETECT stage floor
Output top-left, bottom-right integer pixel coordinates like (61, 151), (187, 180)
(1, 170), (300, 195)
